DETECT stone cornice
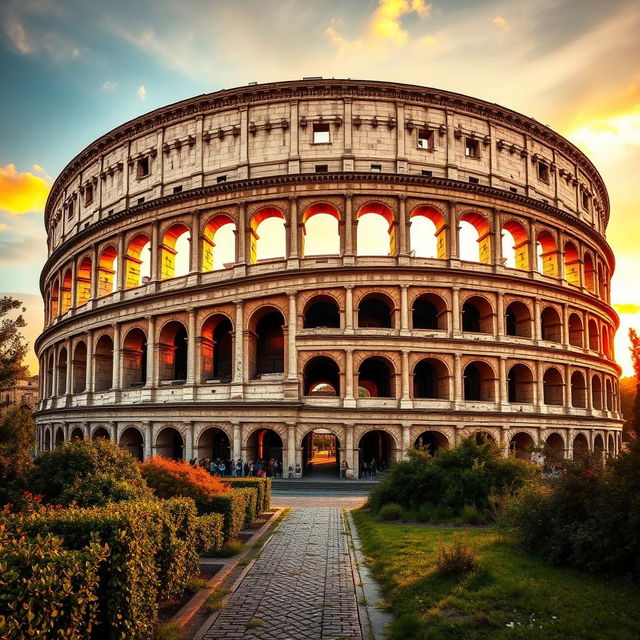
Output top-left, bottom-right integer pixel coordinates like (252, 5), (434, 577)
(44, 79), (610, 227)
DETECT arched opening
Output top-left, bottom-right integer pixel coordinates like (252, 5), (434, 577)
(70, 427), (84, 441)
(94, 334), (114, 391)
(122, 328), (147, 388)
(358, 357), (394, 397)
(584, 252), (595, 292)
(302, 203), (340, 256)
(536, 230), (559, 277)
(507, 364), (534, 403)
(155, 427), (184, 460)
(510, 432), (535, 460)
(591, 375), (603, 410)
(201, 315), (233, 382)
(463, 361), (495, 401)
(253, 309), (285, 377)
(57, 348), (68, 395)
(245, 428), (283, 468)
(588, 319), (599, 352)
(573, 433), (589, 461)
(301, 429), (341, 478)
(358, 293), (394, 329)
(161, 223), (191, 279)
(197, 428), (231, 462)
(545, 433), (565, 462)
(598, 264), (607, 300)
(50, 279), (60, 319)
(607, 433), (615, 454)
(471, 431), (496, 445)
(564, 241), (580, 286)
(125, 234), (151, 289)
(98, 246), (118, 296)
(505, 301), (532, 338)
(414, 430), (449, 455)
(54, 427), (64, 448)
(72, 341), (87, 394)
(502, 221), (529, 270)
(303, 296), (340, 329)
(76, 257), (92, 307)
(46, 353), (54, 397)
(44, 429), (51, 451)
(541, 307), (562, 343)
(593, 434), (605, 464)
(119, 427), (144, 461)
(543, 368), (564, 405)
(459, 211), (491, 264)
(409, 205), (446, 259)
(568, 313), (584, 347)
(158, 321), (188, 383)
(358, 430), (395, 475)
(356, 202), (395, 256)
(412, 293), (447, 330)
(570, 371), (587, 408)
(462, 296), (493, 333)
(602, 326), (611, 359)
(605, 378), (613, 411)
(251, 207), (286, 262)
(92, 427), (110, 440)
(60, 269), (72, 314)
(303, 356), (340, 396)
(202, 215), (236, 271)
(413, 358), (449, 399)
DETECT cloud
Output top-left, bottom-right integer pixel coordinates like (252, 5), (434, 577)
(4, 17), (32, 54)
(137, 84), (146, 101)
(493, 16), (509, 32)
(0, 164), (50, 215)
(615, 303), (640, 315)
(102, 80), (117, 92)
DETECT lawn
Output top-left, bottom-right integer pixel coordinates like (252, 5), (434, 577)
(352, 509), (640, 640)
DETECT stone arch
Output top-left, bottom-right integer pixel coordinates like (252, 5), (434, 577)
(541, 306), (562, 343)
(605, 378), (614, 411)
(119, 426), (144, 461)
(94, 333), (114, 391)
(459, 210), (491, 264)
(57, 346), (68, 395)
(570, 371), (587, 408)
(92, 426), (110, 440)
(414, 429), (450, 454)
(588, 318), (599, 351)
(158, 321), (188, 383)
(358, 356), (396, 398)
(245, 427), (283, 465)
(412, 292), (447, 330)
(505, 300), (532, 338)
(202, 214), (236, 271)
(543, 367), (564, 405)
(564, 241), (581, 286)
(509, 431), (535, 460)
(98, 245), (118, 296)
(60, 268), (72, 315)
(536, 230), (559, 277)
(54, 426), (65, 447)
(125, 233), (151, 289)
(249, 306), (286, 378)
(201, 313), (233, 382)
(303, 355), (341, 396)
(72, 340), (87, 394)
(250, 206), (286, 263)
(303, 294), (340, 329)
(302, 202), (341, 257)
(358, 292), (395, 329)
(584, 251), (596, 292)
(602, 325), (611, 359)
(607, 432), (615, 454)
(568, 313), (584, 347)
(76, 256), (92, 307)
(502, 220), (529, 270)
(196, 427), (231, 462)
(122, 327), (147, 388)
(161, 222), (191, 279)
(545, 432), (565, 459)
(50, 278), (60, 319)
(44, 428), (51, 451)
(413, 357), (449, 399)
(409, 205), (446, 259)
(507, 363), (534, 403)
(70, 426), (84, 441)
(356, 201), (395, 256)
(463, 360), (496, 401)
(461, 295), (494, 333)
(591, 374), (603, 410)
(154, 426), (184, 459)
(593, 433), (605, 464)
(573, 432), (589, 460)
(357, 428), (398, 471)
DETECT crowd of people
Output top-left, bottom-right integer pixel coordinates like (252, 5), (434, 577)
(188, 456), (283, 478)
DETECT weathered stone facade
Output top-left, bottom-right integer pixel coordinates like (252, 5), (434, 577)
(35, 79), (622, 466)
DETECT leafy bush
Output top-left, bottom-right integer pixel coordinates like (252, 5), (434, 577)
(194, 513), (225, 555)
(435, 533), (479, 575)
(369, 438), (536, 519)
(234, 487), (259, 526)
(224, 477), (271, 512)
(379, 502), (404, 521)
(208, 491), (246, 540)
(0, 526), (107, 640)
(508, 439), (640, 580)
(0, 405), (35, 505)
(26, 438), (149, 506)
(140, 457), (229, 513)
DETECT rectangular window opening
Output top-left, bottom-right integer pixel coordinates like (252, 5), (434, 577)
(421, 170), (433, 177)
(537, 161), (549, 183)
(465, 138), (480, 158)
(312, 122), (331, 144)
(172, 185), (183, 194)
(315, 164), (328, 173)
(136, 157), (150, 179)
(216, 175), (227, 184)
(417, 129), (434, 150)
(582, 191), (590, 210)
(67, 202), (74, 219)
(509, 186), (517, 193)
(370, 164), (382, 172)
(468, 176), (479, 184)
(137, 197), (145, 205)
(84, 186), (93, 206)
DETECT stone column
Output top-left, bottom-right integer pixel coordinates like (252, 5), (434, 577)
(536, 360), (545, 412)
(400, 350), (411, 408)
(564, 364), (571, 409)
(344, 193), (354, 262)
(533, 298), (542, 341)
(402, 424), (411, 460)
(190, 211), (200, 274)
(65, 337), (72, 396)
(236, 201), (247, 265)
(232, 422), (241, 462)
(453, 353), (462, 406)
(232, 300), (244, 397)
(288, 197), (299, 266)
(287, 292), (298, 381)
(561, 303), (569, 348)
(398, 196), (408, 257)
(447, 201), (459, 261)
(400, 284), (410, 336)
(112, 323), (121, 390)
(186, 308), (196, 385)
(85, 330), (94, 393)
(496, 292), (504, 340)
(185, 422), (194, 461)
(499, 356), (508, 408)
(143, 422), (152, 460)
(117, 233), (126, 292)
(344, 349), (356, 407)
(70, 257), (78, 312)
(344, 285), (354, 334)
(346, 426), (354, 474)
(528, 218), (537, 272)
(151, 221), (161, 282)
(89, 244), (98, 303)
(451, 286), (460, 335)
(492, 208), (502, 269)
(287, 422), (296, 473)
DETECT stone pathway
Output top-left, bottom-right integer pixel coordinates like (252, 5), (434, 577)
(201, 508), (363, 640)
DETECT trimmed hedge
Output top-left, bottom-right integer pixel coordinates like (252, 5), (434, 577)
(194, 513), (225, 555)
(0, 527), (107, 640)
(234, 487), (259, 527)
(207, 490), (246, 540)
(225, 477), (271, 512)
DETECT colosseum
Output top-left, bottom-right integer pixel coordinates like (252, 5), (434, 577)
(34, 78), (623, 475)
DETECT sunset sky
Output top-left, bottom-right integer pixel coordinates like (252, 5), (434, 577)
(0, 0), (638, 376)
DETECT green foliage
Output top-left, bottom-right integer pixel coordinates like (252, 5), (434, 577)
(224, 477), (271, 512)
(0, 526), (107, 640)
(435, 532), (479, 575)
(234, 486), (259, 526)
(194, 513), (225, 555)
(0, 404), (35, 503)
(369, 438), (536, 519)
(207, 491), (246, 540)
(27, 438), (148, 506)
(508, 440), (640, 580)
(60, 472), (152, 507)
(378, 502), (404, 521)
(0, 297), (29, 391)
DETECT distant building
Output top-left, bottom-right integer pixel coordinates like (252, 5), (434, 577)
(1, 375), (39, 409)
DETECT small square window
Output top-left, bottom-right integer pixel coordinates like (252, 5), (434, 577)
(216, 175), (227, 184)
(465, 138), (480, 158)
(136, 157), (150, 179)
(468, 176), (479, 184)
(315, 164), (328, 173)
(370, 164), (382, 172)
(582, 191), (590, 210)
(421, 170), (432, 177)
(172, 185), (183, 194)
(137, 197), (145, 205)
(417, 129), (434, 150)
(84, 185), (93, 206)
(509, 187), (517, 193)
(108, 209), (114, 215)
(537, 161), (549, 183)
(312, 123), (331, 144)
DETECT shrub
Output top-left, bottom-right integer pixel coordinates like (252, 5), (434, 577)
(26, 438), (149, 506)
(435, 533), (479, 575)
(0, 526), (107, 640)
(224, 477), (271, 512)
(60, 472), (152, 507)
(379, 502), (404, 521)
(208, 491), (246, 540)
(140, 457), (229, 513)
(0, 405), (35, 505)
(194, 513), (225, 555)
(234, 486), (259, 526)
(458, 504), (488, 525)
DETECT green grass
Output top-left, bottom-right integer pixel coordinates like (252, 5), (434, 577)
(352, 509), (640, 640)
(203, 587), (231, 613)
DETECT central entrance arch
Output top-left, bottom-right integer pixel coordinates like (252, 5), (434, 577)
(301, 428), (341, 478)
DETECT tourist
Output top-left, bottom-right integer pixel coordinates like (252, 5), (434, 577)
(218, 459), (226, 476)
(209, 459), (217, 476)
(340, 460), (349, 479)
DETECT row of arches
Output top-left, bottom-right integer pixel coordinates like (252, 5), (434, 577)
(44, 199), (611, 324)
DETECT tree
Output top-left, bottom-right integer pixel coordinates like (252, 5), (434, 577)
(0, 296), (28, 390)
(629, 328), (640, 439)
(0, 404), (36, 502)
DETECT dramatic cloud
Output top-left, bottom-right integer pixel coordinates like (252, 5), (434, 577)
(0, 164), (50, 215)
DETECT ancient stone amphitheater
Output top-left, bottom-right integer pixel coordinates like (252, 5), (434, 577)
(34, 78), (622, 473)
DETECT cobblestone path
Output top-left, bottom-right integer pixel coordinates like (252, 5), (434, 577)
(202, 508), (363, 640)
